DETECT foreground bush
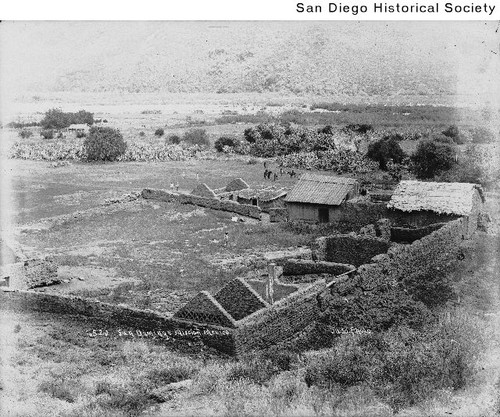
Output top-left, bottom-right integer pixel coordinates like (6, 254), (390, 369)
(83, 126), (127, 161)
(304, 313), (485, 413)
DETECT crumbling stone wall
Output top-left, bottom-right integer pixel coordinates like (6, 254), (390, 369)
(269, 208), (288, 223)
(142, 188), (261, 219)
(0, 289), (236, 354)
(390, 223), (446, 243)
(282, 259), (355, 277)
(319, 218), (467, 332)
(328, 199), (389, 232)
(314, 235), (391, 267)
(234, 280), (326, 354)
(1, 258), (59, 289)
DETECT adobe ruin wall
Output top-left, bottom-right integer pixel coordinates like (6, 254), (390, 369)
(142, 188), (262, 219)
(0, 289), (235, 354)
(319, 218), (467, 331)
(233, 280), (326, 354)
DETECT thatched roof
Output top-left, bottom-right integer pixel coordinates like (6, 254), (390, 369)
(284, 173), (357, 206)
(191, 183), (216, 198)
(387, 180), (485, 216)
(225, 178), (249, 192)
(214, 278), (268, 321)
(237, 187), (287, 202)
(173, 291), (236, 328)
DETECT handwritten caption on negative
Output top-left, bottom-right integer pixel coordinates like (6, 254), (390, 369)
(86, 328), (230, 339)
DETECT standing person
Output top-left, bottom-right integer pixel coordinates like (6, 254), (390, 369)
(224, 231), (229, 247)
(264, 161), (267, 169)
(170, 182), (174, 191)
(264, 169), (268, 179)
(280, 167), (284, 176)
(175, 182), (179, 192)
(273, 172), (278, 181)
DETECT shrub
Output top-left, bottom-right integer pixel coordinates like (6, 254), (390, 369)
(18, 129), (33, 139)
(143, 360), (199, 387)
(93, 380), (157, 416)
(39, 379), (76, 403)
(76, 131), (86, 138)
(411, 139), (457, 179)
(214, 136), (240, 153)
(83, 126), (127, 161)
(40, 129), (54, 140)
(442, 125), (466, 144)
(167, 134), (181, 144)
(183, 128), (210, 146)
(366, 135), (406, 170)
(154, 128), (164, 137)
(226, 350), (295, 386)
(304, 315), (485, 413)
(139, 131), (145, 137)
(304, 333), (384, 390)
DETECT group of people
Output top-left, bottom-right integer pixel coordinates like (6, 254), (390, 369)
(263, 162), (297, 181)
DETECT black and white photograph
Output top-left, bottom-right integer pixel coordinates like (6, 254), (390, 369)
(0, 16), (499, 416)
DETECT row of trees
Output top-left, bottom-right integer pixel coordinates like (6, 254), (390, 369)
(366, 134), (457, 180)
(40, 108), (94, 130)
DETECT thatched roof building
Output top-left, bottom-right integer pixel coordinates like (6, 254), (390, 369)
(387, 180), (484, 216)
(387, 180), (485, 237)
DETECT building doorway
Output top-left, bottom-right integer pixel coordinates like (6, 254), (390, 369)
(318, 207), (329, 223)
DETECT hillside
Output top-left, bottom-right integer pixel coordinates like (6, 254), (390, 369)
(1, 21), (498, 101)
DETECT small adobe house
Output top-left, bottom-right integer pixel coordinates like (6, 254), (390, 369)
(236, 188), (287, 212)
(284, 173), (359, 223)
(387, 180), (485, 237)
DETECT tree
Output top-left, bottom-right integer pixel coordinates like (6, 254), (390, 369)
(411, 140), (456, 179)
(40, 108), (72, 130)
(366, 136), (406, 170)
(83, 127), (127, 161)
(40, 108), (94, 130)
(154, 128), (164, 137)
